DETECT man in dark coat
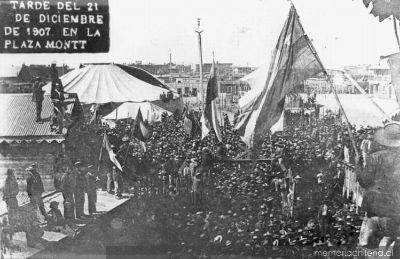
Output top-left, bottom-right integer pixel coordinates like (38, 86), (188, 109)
(86, 165), (97, 215)
(356, 122), (400, 252)
(60, 166), (76, 221)
(215, 142), (227, 162)
(73, 161), (88, 219)
(32, 77), (45, 122)
(26, 164), (46, 218)
(113, 166), (123, 199)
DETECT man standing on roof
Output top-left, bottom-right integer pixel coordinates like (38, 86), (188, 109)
(32, 77), (45, 123)
(50, 61), (66, 134)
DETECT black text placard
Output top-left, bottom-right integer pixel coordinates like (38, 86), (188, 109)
(0, 0), (110, 53)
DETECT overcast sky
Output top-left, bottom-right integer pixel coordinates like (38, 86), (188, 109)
(1, 0), (399, 69)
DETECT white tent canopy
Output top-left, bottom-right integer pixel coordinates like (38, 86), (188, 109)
(103, 102), (171, 123)
(317, 94), (400, 127)
(43, 64), (173, 104)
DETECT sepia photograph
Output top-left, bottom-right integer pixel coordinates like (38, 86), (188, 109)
(1, 0), (400, 258)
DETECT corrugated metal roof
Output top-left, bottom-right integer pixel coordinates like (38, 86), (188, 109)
(0, 94), (75, 143)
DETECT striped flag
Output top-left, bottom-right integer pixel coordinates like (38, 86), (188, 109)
(235, 5), (325, 150)
(102, 133), (123, 171)
(201, 60), (222, 142)
(133, 108), (150, 142)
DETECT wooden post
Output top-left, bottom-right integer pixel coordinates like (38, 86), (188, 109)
(195, 18), (204, 104)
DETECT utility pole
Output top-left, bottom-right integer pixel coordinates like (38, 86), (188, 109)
(169, 48), (173, 86)
(195, 18), (204, 104)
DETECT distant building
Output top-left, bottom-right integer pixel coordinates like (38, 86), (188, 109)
(0, 66), (20, 93)
(219, 80), (251, 104)
(233, 66), (257, 78)
(18, 64), (70, 82)
(168, 76), (207, 97)
(304, 70), (354, 94)
(130, 62), (192, 76)
(1, 64), (70, 93)
(195, 62), (233, 78)
(345, 63), (394, 99)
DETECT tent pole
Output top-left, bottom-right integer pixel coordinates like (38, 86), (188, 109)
(195, 18), (204, 105)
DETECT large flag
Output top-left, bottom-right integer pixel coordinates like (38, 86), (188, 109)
(235, 5), (325, 149)
(133, 108), (150, 142)
(101, 133), (123, 171)
(201, 61), (222, 142)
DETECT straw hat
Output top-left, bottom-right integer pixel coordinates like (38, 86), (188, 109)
(374, 122), (400, 147)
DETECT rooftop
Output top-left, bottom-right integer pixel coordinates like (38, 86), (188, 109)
(0, 94), (77, 143)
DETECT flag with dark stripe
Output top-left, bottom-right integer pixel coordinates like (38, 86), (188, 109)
(201, 61), (222, 142)
(235, 5), (325, 150)
(133, 108), (150, 142)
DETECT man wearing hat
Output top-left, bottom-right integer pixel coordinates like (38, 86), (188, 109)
(192, 172), (203, 209)
(46, 201), (65, 229)
(60, 165), (76, 221)
(3, 169), (19, 225)
(73, 161), (88, 219)
(31, 77), (45, 122)
(26, 163), (46, 218)
(200, 147), (213, 183)
(113, 166), (123, 199)
(86, 165), (97, 215)
(356, 122), (400, 253)
(46, 200), (75, 237)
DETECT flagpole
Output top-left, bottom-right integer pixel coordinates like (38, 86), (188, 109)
(195, 18), (204, 105)
(299, 10), (360, 158)
(214, 52), (224, 128)
(97, 134), (104, 174)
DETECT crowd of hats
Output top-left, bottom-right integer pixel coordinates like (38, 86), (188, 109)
(95, 109), (377, 257)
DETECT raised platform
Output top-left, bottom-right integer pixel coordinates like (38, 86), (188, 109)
(1, 190), (132, 259)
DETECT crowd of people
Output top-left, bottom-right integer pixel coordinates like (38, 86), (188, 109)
(1, 160), (101, 250)
(0, 95), (387, 256)
(88, 105), (377, 257)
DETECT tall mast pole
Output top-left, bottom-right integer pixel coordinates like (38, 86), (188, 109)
(195, 18), (204, 104)
(169, 48), (172, 84)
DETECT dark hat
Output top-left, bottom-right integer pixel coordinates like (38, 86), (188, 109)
(50, 201), (59, 208)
